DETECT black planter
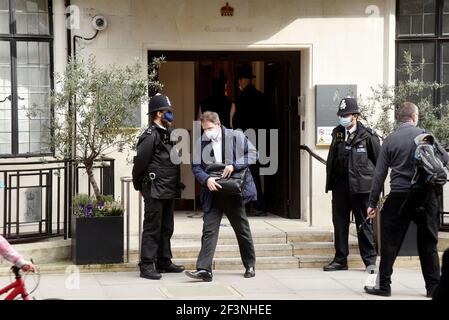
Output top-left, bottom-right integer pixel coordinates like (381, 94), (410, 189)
(71, 216), (124, 265)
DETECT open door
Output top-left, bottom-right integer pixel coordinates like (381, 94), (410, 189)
(264, 59), (301, 218)
(149, 50), (301, 219)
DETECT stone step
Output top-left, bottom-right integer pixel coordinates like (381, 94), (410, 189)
(296, 251), (447, 269)
(0, 251), (444, 276)
(130, 243), (295, 260)
(286, 229), (334, 243)
(170, 232), (288, 245)
(211, 256), (299, 270)
(165, 257), (299, 271)
(170, 228), (334, 246)
(0, 256), (300, 276)
(0, 238), (70, 267)
(438, 232), (449, 252)
(293, 241), (359, 256)
(297, 255), (366, 269)
(0, 261), (140, 276)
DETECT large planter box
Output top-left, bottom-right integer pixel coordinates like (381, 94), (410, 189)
(71, 216), (124, 265)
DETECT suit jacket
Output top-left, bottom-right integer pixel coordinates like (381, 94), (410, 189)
(192, 126), (257, 213)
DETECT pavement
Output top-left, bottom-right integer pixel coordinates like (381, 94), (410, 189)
(2, 267), (430, 300)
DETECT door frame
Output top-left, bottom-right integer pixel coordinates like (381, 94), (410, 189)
(148, 50), (301, 219)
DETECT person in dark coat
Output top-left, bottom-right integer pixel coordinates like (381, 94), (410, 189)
(233, 66), (268, 216)
(132, 93), (185, 280)
(199, 78), (235, 129)
(365, 102), (449, 297)
(324, 97), (380, 272)
(185, 111), (257, 281)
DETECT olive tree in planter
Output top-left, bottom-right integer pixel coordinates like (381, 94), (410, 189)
(49, 55), (165, 264)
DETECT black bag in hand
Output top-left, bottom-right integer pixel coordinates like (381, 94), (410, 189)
(205, 163), (249, 196)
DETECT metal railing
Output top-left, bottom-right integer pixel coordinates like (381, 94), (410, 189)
(0, 160), (69, 243)
(299, 145), (326, 227)
(0, 158), (115, 243)
(120, 176), (142, 263)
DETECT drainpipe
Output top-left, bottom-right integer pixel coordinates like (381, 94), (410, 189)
(64, 0), (71, 60)
(64, 0), (74, 238)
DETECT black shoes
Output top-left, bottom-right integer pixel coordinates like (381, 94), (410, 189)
(364, 286), (391, 297)
(426, 288), (436, 298)
(139, 263), (162, 280)
(244, 267), (256, 278)
(157, 263), (185, 273)
(185, 269), (213, 282)
(323, 261), (349, 271)
(185, 268), (255, 281)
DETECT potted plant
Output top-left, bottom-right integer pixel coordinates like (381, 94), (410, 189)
(71, 194), (124, 265)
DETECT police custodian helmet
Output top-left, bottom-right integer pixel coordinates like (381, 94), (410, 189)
(148, 93), (174, 114)
(337, 97), (360, 116)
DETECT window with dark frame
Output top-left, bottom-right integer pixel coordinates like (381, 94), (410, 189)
(0, 0), (53, 157)
(397, 0), (449, 105)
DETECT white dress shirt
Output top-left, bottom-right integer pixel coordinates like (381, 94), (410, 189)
(211, 129), (223, 163)
(155, 121), (166, 130)
(345, 123), (357, 142)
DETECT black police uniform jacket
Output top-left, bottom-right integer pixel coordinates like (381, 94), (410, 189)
(132, 123), (183, 199)
(325, 121), (381, 194)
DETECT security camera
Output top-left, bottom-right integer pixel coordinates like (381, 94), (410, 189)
(92, 15), (107, 31)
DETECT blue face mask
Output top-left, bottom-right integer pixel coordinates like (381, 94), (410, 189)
(339, 116), (353, 128)
(163, 111), (174, 122)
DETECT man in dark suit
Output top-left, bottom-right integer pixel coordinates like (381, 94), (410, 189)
(185, 111), (257, 281)
(233, 66), (268, 216)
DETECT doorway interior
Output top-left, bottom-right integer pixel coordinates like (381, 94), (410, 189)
(149, 50), (301, 219)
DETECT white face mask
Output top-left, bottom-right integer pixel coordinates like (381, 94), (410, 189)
(205, 128), (219, 140)
(339, 115), (353, 128)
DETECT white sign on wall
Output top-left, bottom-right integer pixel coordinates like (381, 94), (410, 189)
(316, 127), (333, 146)
(315, 85), (357, 147)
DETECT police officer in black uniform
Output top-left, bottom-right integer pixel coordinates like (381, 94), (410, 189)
(132, 93), (185, 280)
(324, 97), (380, 271)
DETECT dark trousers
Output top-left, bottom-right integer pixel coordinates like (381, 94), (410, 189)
(379, 191), (440, 290)
(140, 187), (175, 267)
(433, 248), (449, 300)
(249, 164), (266, 212)
(332, 192), (377, 266)
(196, 194), (256, 272)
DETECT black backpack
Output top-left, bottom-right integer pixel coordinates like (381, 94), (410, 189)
(411, 133), (448, 187)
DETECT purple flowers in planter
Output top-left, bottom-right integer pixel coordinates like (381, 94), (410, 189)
(85, 204), (94, 217)
(73, 194), (123, 218)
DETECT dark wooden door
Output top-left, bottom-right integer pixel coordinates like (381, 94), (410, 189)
(263, 59), (301, 218)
